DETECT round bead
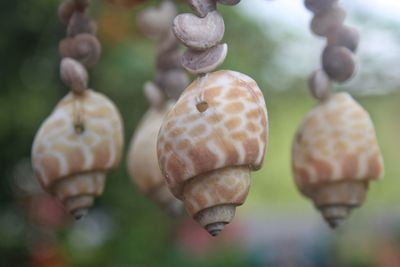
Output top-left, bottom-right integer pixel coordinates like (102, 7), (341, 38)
(327, 25), (360, 52)
(311, 5), (346, 37)
(322, 46), (356, 83)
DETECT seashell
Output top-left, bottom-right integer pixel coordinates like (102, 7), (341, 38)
(156, 46), (182, 70)
(173, 11), (225, 51)
(292, 92), (384, 228)
(155, 69), (190, 100)
(137, 1), (177, 39)
(60, 57), (88, 94)
(308, 69), (331, 101)
(304, 0), (338, 14)
(182, 43), (228, 74)
(59, 33), (102, 68)
(58, 0), (89, 24)
(32, 90), (124, 219)
(187, 0), (216, 18)
(157, 70), (268, 236)
(127, 102), (182, 216)
(143, 81), (165, 109)
(157, 30), (180, 55)
(217, 0), (241, 6)
(311, 4), (346, 37)
(322, 46), (355, 83)
(67, 11), (97, 37)
(327, 25), (360, 53)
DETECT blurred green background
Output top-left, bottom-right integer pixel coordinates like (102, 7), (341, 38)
(1, 0), (400, 267)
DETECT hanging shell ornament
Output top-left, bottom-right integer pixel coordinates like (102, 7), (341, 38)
(32, 90), (124, 219)
(157, 70), (268, 236)
(31, 1), (124, 220)
(127, 99), (182, 215)
(292, 93), (384, 228)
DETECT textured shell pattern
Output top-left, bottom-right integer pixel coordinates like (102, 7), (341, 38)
(157, 70), (268, 198)
(32, 90), (124, 189)
(292, 92), (384, 195)
(127, 102), (174, 193)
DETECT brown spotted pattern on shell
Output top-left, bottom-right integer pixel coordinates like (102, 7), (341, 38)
(127, 102), (182, 215)
(292, 92), (384, 227)
(157, 70), (268, 235)
(32, 90), (123, 218)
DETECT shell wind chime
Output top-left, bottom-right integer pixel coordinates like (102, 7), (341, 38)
(32, 0), (124, 219)
(292, 0), (384, 228)
(127, 0), (187, 215)
(157, 0), (269, 236)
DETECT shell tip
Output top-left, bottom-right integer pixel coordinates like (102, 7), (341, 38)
(319, 205), (351, 229)
(326, 218), (345, 229)
(72, 208), (88, 220)
(206, 222), (225, 237)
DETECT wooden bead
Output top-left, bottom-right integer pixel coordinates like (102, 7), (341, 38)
(173, 11), (225, 51)
(60, 57), (88, 94)
(322, 46), (355, 82)
(311, 5), (346, 36)
(67, 11), (97, 37)
(327, 25), (360, 52)
(304, 0), (338, 13)
(59, 33), (101, 68)
(182, 43), (228, 74)
(187, 0), (216, 18)
(308, 69), (331, 101)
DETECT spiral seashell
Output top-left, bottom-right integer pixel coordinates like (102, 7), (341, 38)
(173, 11), (225, 51)
(58, 0), (89, 24)
(59, 33), (101, 68)
(292, 93), (384, 228)
(60, 57), (88, 94)
(187, 0), (216, 18)
(157, 70), (268, 236)
(308, 69), (331, 101)
(67, 11), (97, 37)
(137, 0), (177, 39)
(127, 102), (182, 215)
(32, 90), (124, 219)
(182, 43), (228, 74)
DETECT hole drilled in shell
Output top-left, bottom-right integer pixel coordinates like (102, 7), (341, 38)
(74, 122), (85, 134)
(196, 101), (208, 113)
